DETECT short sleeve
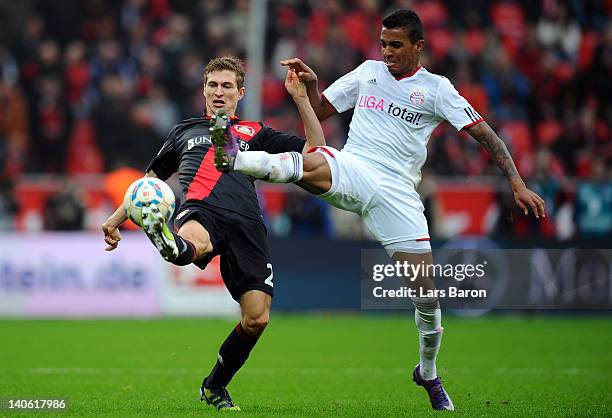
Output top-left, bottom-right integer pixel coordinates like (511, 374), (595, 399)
(322, 61), (368, 113)
(146, 127), (179, 180)
(435, 77), (484, 131)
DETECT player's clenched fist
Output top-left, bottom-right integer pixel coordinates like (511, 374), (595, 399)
(102, 222), (122, 251)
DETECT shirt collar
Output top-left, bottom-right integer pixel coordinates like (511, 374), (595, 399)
(203, 113), (241, 122)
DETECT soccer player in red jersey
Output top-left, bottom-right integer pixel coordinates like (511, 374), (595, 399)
(102, 56), (324, 411)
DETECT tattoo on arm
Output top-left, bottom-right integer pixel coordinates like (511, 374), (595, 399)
(467, 122), (523, 185)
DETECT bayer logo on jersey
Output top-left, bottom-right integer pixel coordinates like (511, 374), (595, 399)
(123, 177), (176, 227)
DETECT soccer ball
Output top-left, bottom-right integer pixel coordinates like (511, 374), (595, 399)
(123, 177), (176, 227)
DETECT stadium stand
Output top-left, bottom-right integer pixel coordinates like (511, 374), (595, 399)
(0, 0), (609, 241)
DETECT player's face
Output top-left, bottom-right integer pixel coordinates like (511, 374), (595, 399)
(380, 27), (424, 77)
(204, 70), (245, 117)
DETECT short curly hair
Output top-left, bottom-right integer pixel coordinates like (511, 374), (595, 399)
(204, 56), (246, 89)
(382, 9), (424, 43)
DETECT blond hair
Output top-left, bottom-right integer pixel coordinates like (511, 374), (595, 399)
(204, 56), (246, 89)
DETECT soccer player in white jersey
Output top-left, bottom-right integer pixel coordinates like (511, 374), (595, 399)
(213, 9), (545, 411)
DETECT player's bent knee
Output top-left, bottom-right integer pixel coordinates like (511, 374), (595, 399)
(298, 153), (332, 194)
(302, 152), (326, 173)
(242, 313), (269, 336)
(177, 220), (213, 257)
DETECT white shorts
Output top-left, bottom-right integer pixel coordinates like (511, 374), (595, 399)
(309, 146), (431, 255)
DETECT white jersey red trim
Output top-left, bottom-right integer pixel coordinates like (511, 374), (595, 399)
(323, 60), (483, 187)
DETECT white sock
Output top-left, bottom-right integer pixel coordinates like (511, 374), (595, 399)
(233, 151), (303, 183)
(412, 297), (443, 380)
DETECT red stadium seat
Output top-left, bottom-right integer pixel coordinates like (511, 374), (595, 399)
(413, 0), (448, 29)
(490, 2), (525, 39)
(457, 82), (489, 119)
(66, 118), (104, 175)
(428, 29), (453, 60)
(490, 2), (525, 58)
(578, 32), (601, 70)
(536, 120), (563, 146)
(464, 29), (486, 57)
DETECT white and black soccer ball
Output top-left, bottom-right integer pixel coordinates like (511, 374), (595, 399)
(123, 177), (176, 226)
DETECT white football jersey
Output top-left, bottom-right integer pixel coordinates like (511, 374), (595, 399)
(323, 60), (483, 187)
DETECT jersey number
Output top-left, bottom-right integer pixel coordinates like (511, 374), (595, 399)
(264, 263), (274, 288)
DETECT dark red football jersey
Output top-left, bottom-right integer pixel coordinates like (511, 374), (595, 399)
(147, 116), (305, 221)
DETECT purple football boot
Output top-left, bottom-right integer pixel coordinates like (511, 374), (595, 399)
(413, 364), (455, 411)
(210, 109), (238, 172)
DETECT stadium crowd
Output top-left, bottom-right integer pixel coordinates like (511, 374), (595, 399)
(0, 0), (610, 241)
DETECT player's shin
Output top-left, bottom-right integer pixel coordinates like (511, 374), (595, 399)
(204, 323), (259, 389)
(412, 297), (443, 380)
(233, 151), (303, 183)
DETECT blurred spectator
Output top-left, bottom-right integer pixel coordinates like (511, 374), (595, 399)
(0, 79), (29, 177)
(481, 48), (529, 120)
(89, 39), (138, 94)
(92, 74), (133, 168)
(30, 75), (73, 173)
(537, 3), (582, 63)
(527, 148), (565, 238)
(5, 0), (606, 183)
(92, 74), (161, 170)
(63, 41), (90, 113)
(574, 159), (612, 238)
(492, 182), (520, 240)
(173, 51), (206, 116)
(43, 181), (85, 230)
(0, 46), (19, 86)
(455, 63), (489, 119)
(0, 0), (608, 240)
(0, 178), (19, 230)
(147, 85), (180, 138)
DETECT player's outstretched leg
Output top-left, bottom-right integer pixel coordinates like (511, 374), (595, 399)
(210, 111), (303, 182)
(141, 203), (178, 260)
(141, 203), (197, 265)
(233, 150), (303, 183)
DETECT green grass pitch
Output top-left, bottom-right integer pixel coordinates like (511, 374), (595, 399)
(1, 315), (611, 417)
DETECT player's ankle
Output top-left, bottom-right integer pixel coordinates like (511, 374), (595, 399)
(170, 234), (197, 265)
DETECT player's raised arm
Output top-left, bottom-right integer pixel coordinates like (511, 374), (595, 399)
(466, 122), (546, 218)
(284, 68), (326, 152)
(280, 58), (337, 121)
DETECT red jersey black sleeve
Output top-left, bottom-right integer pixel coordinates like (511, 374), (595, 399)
(247, 124), (305, 154)
(147, 126), (179, 180)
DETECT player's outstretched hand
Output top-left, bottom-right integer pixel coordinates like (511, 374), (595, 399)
(102, 221), (122, 251)
(513, 185), (546, 219)
(285, 68), (307, 101)
(280, 58), (317, 83)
